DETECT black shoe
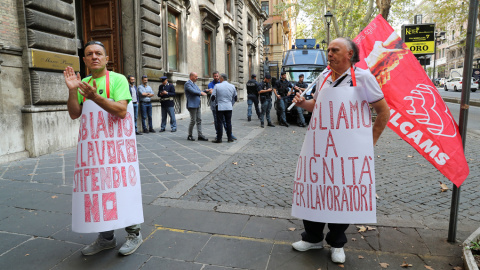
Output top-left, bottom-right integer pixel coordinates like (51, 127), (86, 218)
(283, 122), (289, 127)
(268, 123), (275, 127)
(187, 135), (195, 141)
(279, 122), (285, 126)
(248, 116), (251, 121)
(159, 129), (166, 132)
(135, 132), (142, 135)
(261, 122), (264, 128)
(299, 123), (306, 127)
(143, 130), (149, 134)
(149, 129), (156, 133)
(228, 139), (234, 142)
(171, 129), (177, 132)
(198, 136), (209, 141)
(212, 139), (222, 143)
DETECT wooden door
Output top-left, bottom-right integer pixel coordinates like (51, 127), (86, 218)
(82, 0), (123, 73)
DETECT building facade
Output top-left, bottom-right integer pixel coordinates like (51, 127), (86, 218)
(414, 1), (480, 79)
(261, 0), (296, 78)
(0, 0), (266, 162)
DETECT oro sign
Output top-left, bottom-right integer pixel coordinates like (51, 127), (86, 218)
(401, 23), (435, 55)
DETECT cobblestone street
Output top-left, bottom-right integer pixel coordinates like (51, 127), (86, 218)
(181, 105), (480, 228)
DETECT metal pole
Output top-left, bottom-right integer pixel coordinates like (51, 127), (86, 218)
(433, 35), (437, 82)
(327, 23), (330, 45)
(447, 0), (479, 243)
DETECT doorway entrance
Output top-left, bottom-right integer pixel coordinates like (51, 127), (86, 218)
(81, 0), (123, 75)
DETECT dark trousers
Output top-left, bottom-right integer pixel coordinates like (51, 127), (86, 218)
(301, 220), (349, 248)
(247, 94), (261, 118)
(215, 110), (232, 141)
(133, 103), (138, 132)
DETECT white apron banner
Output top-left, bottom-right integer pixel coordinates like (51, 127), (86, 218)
(72, 100), (144, 233)
(291, 84), (377, 224)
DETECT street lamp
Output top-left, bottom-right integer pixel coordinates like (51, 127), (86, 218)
(433, 31), (446, 84)
(321, 39), (327, 51)
(324, 11), (333, 44)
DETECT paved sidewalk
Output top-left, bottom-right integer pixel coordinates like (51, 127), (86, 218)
(0, 101), (476, 269)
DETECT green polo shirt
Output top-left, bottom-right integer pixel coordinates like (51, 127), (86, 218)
(78, 71), (132, 105)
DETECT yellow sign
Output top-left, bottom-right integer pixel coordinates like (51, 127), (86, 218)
(31, 49), (80, 71)
(402, 23), (435, 55)
(405, 41), (435, 54)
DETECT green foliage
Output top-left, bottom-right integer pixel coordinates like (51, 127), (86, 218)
(410, 0), (470, 41)
(287, 0), (415, 42)
(466, 240), (480, 251)
(272, 2), (299, 20)
(427, 67), (433, 77)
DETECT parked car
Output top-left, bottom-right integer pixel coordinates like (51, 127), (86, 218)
(444, 77), (478, 92)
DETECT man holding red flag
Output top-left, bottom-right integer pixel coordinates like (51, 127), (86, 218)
(291, 37), (390, 263)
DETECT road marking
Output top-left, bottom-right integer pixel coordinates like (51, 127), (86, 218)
(143, 224), (291, 245)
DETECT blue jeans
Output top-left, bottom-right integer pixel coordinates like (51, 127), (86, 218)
(277, 96), (288, 123)
(161, 106), (177, 130)
(133, 103), (138, 132)
(216, 110), (233, 141)
(260, 98), (272, 124)
(247, 94), (261, 118)
(140, 102), (153, 131)
(295, 105), (306, 125)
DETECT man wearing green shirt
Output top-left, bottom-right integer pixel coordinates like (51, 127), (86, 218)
(63, 40), (142, 256)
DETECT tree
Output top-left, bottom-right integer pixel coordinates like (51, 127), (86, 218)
(377, 0), (392, 21)
(411, 0), (472, 41)
(278, 0), (415, 43)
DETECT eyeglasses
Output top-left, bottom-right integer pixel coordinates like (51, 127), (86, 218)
(84, 40), (105, 49)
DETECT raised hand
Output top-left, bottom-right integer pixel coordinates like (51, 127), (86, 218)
(63, 66), (81, 92)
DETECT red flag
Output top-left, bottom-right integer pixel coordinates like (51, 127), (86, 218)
(354, 15), (469, 187)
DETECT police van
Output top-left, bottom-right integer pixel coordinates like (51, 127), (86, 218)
(280, 39), (327, 122)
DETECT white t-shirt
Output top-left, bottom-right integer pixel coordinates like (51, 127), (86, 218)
(313, 66), (384, 104)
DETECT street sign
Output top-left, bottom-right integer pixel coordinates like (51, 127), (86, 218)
(401, 23), (435, 55)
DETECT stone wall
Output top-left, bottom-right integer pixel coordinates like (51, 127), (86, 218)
(19, 0), (80, 157)
(0, 0), (28, 163)
(0, 0), (21, 47)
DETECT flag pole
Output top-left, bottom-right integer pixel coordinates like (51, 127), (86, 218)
(447, 0), (479, 243)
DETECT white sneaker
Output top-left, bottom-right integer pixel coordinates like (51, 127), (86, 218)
(292, 240), (323, 251)
(331, 247), (346, 263)
(118, 233), (143, 256)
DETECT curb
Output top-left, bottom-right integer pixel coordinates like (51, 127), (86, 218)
(443, 97), (480, 107)
(463, 226), (480, 270)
